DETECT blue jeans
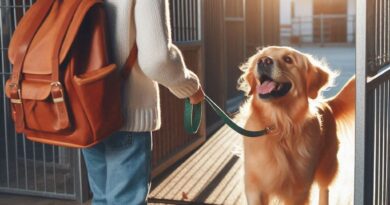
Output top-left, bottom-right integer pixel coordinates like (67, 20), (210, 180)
(82, 131), (152, 205)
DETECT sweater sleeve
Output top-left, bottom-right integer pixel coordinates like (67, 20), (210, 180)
(134, 0), (200, 99)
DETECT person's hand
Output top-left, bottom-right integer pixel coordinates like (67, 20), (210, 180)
(189, 87), (205, 104)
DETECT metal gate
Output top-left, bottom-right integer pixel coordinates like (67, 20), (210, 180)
(0, 0), (88, 202)
(355, 0), (390, 204)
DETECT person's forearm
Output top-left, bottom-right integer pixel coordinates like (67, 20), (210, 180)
(135, 0), (200, 98)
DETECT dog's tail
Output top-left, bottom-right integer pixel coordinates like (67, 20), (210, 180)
(326, 76), (356, 137)
(326, 76), (355, 121)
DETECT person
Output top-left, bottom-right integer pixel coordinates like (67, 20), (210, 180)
(81, 0), (205, 204)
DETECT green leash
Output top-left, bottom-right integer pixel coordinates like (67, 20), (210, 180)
(184, 95), (272, 137)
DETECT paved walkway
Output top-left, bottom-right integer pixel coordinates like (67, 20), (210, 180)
(149, 123), (354, 205)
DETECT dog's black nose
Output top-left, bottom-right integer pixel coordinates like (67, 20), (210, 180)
(259, 57), (273, 66)
(258, 57), (274, 76)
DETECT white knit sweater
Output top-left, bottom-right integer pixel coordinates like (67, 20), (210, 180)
(104, 0), (200, 132)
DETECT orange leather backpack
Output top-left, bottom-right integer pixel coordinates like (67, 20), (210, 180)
(5, 0), (136, 148)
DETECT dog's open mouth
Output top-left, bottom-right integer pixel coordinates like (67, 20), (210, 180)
(257, 75), (292, 99)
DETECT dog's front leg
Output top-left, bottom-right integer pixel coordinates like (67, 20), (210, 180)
(245, 191), (269, 205)
(318, 187), (329, 205)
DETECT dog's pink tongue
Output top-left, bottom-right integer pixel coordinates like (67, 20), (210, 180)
(257, 80), (277, 94)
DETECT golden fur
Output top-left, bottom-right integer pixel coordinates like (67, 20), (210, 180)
(237, 46), (355, 205)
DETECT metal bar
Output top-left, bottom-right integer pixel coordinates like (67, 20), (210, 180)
(171, 0), (177, 41)
(73, 149), (76, 196)
(23, 136), (27, 189)
(189, 0), (193, 41)
(53, 145), (56, 193)
(379, 0), (383, 66)
(367, 0), (376, 75)
(15, 133), (19, 188)
(375, 0), (380, 68)
(385, 80), (390, 204)
(197, 0), (201, 41)
(355, 0), (368, 204)
(12, 0), (17, 32)
(63, 174), (67, 194)
(184, 0), (193, 41)
(199, 0), (203, 41)
(382, 82), (386, 204)
(0, 5), (32, 9)
(377, 85), (384, 204)
(374, 87), (378, 205)
(77, 150), (89, 202)
(182, 0), (185, 41)
(194, 0), (198, 40)
(43, 144), (47, 191)
(384, 80), (389, 205)
(224, 17), (245, 22)
(22, 0), (26, 13)
(384, 0), (387, 65)
(383, 0), (387, 65)
(179, 0), (183, 41)
(181, 0), (185, 41)
(191, 0), (194, 40)
(0, 0), (11, 188)
(177, 0), (181, 41)
(32, 142), (37, 190)
(0, 187), (76, 200)
(387, 0), (390, 64)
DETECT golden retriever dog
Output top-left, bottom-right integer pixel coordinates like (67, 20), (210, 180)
(237, 46), (355, 205)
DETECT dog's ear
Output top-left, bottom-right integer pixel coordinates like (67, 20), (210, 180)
(237, 67), (255, 95)
(245, 72), (257, 95)
(238, 56), (257, 95)
(306, 58), (330, 99)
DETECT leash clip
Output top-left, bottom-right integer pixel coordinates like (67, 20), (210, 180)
(265, 126), (275, 134)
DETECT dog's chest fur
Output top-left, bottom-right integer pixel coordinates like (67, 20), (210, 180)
(243, 110), (324, 196)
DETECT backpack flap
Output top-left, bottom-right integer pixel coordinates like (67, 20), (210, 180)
(8, 0), (102, 75)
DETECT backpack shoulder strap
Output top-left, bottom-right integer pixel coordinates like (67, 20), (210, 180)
(9, 0), (54, 85)
(8, 0), (54, 131)
(121, 44), (138, 80)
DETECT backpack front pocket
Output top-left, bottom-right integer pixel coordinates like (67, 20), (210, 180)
(6, 80), (72, 133)
(72, 64), (123, 140)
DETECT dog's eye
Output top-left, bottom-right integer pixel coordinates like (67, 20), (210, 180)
(283, 56), (293, 64)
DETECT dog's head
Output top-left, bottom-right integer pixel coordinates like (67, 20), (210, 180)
(238, 46), (334, 103)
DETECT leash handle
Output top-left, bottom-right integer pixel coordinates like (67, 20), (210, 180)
(184, 98), (202, 134)
(184, 94), (270, 137)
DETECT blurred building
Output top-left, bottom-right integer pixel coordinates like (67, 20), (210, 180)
(280, 0), (356, 45)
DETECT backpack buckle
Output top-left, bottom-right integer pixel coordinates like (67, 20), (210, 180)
(8, 83), (22, 104)
(50, 82), (64, 103)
